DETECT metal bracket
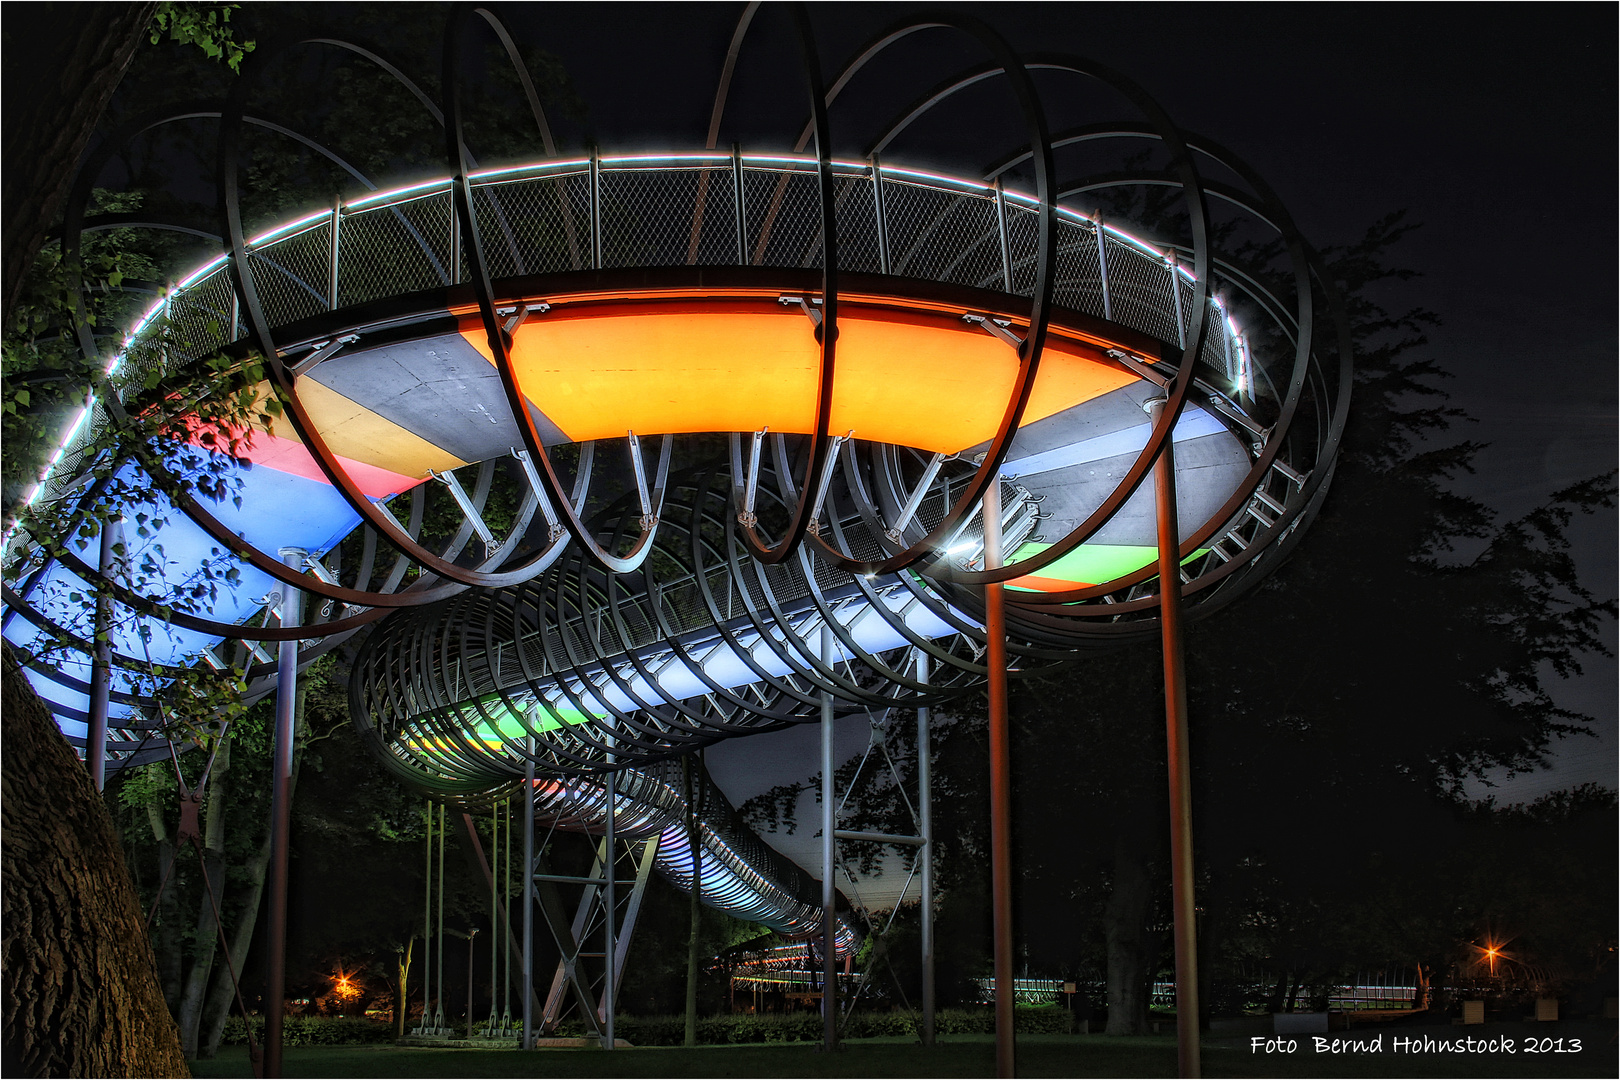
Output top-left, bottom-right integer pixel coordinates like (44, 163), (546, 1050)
(1106, 348), (1169, 388)
(429, 467), (499, 556)
(779, 295), (822, 328)
(287, 334), (359, 379)
(962, 313), (1023, 352)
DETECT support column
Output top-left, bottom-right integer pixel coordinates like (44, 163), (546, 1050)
(1149, 397), (1201, 1079)
(602, 765), (616, 1050)
(982, 480), (1014, 1079)
(86, 516), (122, 792)
(917, 649), (936, 1046)
(820, 623), (838, 1052)
(263, 546), (305, 1078)
(522, 736), (536, 1049)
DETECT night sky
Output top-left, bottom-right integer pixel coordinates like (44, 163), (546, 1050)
(512, 4), (1616, 803)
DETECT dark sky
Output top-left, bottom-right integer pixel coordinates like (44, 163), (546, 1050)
(515, 4), (1616, 800)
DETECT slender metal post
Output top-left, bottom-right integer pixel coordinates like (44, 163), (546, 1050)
(982, 482), (1014, 1079)
(589, 150), (603, 270)
(437, 803), (446, 1031)
(871, 154), (891, 275)
(522, 737), (536, 1049)
(466, 928), (478, 1038)
(263, 546), (305, 1078)
(419, 801), (432, 1036)
(1149, 397), (1202, 1079)
(86, 516), (121, 792)
(820, 623), (838, 1052)
(448, 186), (461, 286)
(490, 807), (499, 1029)
(1219, 291), (1237, 384)
(328, 194), (341, 309)
(602, 765), (616, 1049)
(732, 144), (747, 265)
(1167, 251), (1186, 350)
(1093, 211), (1112, 321)
(993, 178), (1013, 293)
(916, 649), (935, 1046)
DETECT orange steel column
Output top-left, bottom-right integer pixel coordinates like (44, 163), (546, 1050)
(1150, 399), (1201, 1078)
(982, 479), (1015, 1079)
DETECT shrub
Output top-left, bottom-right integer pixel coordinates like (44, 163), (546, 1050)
(549, 1007), (1070, 1045)
(219, 1015), (394, 1046)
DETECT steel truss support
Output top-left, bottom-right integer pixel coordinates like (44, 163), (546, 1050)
(820, 647), (937, 1043)
(531, 830), (660, 1042)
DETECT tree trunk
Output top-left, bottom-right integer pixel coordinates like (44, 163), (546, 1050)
(198, 682), (310, 1060)
(1, 643), (190, 1077)
(146, 806), (183, 1011)
(394, 940), (414, 1041)
(196, 833), (272, 1061)
(176, 739), (231, 1057)
(1413, 963), (1430, 1011)
(1103, 836), (1154, 1036)
(1266, 971), (1288, 1014)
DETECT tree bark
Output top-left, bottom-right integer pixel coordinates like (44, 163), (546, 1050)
(2, 643), (190, 1077)
(1, 2), (156, 326)
(394, 940), (414, 1041)
(1103, 835), (1154, 1036)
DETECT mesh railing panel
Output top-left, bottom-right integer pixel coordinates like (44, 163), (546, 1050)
(1052, 226), (1108, 320)
(339, 193), (454, 304)
(743, 166), (824, 269)
(601, 166), (709, 269)
(1101, 233), (1179, 345)
(247, 222), (331, 327)
(883, 180), (1001, 289)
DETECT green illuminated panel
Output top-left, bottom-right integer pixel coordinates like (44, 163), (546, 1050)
(1006, 542), (1207, 591)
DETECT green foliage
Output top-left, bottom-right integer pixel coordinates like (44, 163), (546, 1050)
(149, 3), (254, 72)
(219, 1014), (391, 1046)
(545, 1006), (1071, 1045)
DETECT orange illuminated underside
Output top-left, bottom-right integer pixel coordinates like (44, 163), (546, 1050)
(460, 293), (1144, 455)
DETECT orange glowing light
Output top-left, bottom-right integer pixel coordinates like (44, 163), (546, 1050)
(331, 968), (362, 1000)
(460, 294), (1141, 454)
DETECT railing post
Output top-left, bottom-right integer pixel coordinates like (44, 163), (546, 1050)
(1219, 291), (1237, 384)
(871, 154), (890, 275)
(993, 178), (1013, 293)
(732, 144), (747, 265)
(448, 186), (461, 286)
(1093, 210), (1112, 321)
(1168, 250), (1186, 350)
(328, 194), (341, 310)
(590, 150), (603, 270)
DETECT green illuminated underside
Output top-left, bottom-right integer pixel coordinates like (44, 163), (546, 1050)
(1006, 542), (1207, 591)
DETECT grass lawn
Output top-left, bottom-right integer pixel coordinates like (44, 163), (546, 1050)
(189, 1024), (1617, 1078)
